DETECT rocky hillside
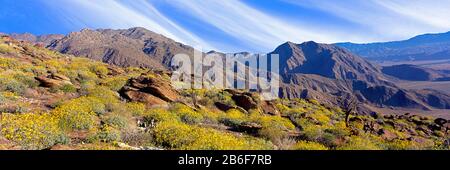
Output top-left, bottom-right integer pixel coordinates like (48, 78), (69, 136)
(336, 31), (450, 61)
(0, 35), (448, 150)
(47, 27), (195, 69)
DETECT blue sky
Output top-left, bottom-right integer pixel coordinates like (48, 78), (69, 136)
(1, 0), (450, 53)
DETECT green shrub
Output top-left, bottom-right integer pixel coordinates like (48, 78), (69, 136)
(104, 113), (129, 130)
(88, 125), (121, 143)
(0, 77), (26, 94)
(143, 108), (180, 125)
(59, 84), (77, 93)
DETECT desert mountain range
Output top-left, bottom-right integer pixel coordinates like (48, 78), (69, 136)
(6, 27), (450, 117)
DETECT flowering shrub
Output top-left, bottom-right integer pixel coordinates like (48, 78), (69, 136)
(0, 113), (68, 150)
(126, 102), (146, 116)
(294, 140), (329, 150)
(171, 103), (204, 124)
(102, 76), (129, 91)
(337, 135), (382, 150)
(143, 108), (180, 125)
(219, 109), (248, 127)
(153, 121), (273, 150)
(52, 96), (102, 130)
(252, 115), (296, 142)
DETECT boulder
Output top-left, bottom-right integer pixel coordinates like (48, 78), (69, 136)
(51, 73), (71, 82)
(121, 88), (168, 107)
(260, 101), (280, 116)
(35, 76), (72, 88)
(231, 93), (259, 111)
(107, 65), (125, 76)
(120, 73), (179, 106)
(220, 90), (281, 116)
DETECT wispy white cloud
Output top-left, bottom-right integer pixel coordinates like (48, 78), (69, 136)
(283, 0), (450, 42)
(42, 0), (214, 50)
(40, 0), (450, 52)
(164, 0), (343, 52)
(374, 0), (450, 29)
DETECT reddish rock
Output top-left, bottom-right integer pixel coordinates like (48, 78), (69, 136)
(35, 76), (72, 88)
(119, 74), (178, 106)
(122, 89), (168, 107)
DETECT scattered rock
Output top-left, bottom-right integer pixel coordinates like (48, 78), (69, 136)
(232, 122), (263, 134)
(378, 129), (397, 141)
(260, 101), (280, 116)
(35, 75), (72, 88)
(434, 118), (447, 126)
(364, 121), (381, 133)
(214, 102), (248, 114)
(51, 73), (71, 82)
(383, 115), (395, 119)
(116, 142), (164, 150)
(107, 65), (125, 76)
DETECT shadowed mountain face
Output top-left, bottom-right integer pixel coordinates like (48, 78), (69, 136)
(382, 64), (450, 81)
(336, 31), (450, 62)
(15, 27), (450, 115)
(272, 41), (384, 83)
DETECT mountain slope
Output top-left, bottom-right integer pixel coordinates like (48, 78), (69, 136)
(336, 31), (450, 61)
(47, 27), (195, 69)
(273, 41), (450, 111)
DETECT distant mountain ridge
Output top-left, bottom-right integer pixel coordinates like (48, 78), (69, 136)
(272, 41), (450, 112)
(9, 33), (64, 46)
(336, 31), (450, 61)
(382, 64), (450, 81)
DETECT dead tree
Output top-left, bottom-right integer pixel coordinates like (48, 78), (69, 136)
(340, 96), (358, 128)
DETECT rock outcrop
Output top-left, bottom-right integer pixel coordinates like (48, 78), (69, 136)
(120, 73), (179, 107)
(35, 74), (72, 88)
